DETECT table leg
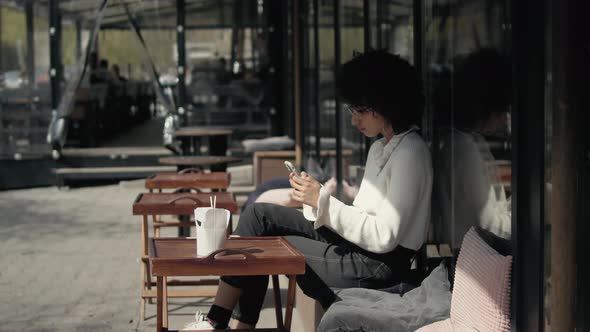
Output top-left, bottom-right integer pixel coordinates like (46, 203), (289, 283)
(271, 275), (284, 331)
(163, 276), (169, 329)
(226, 214), (233, 238)
(284, 275), (297, 332)
(181, 137), (191, 156)
(176, 186), (191, 237)
(209, 135), (228, 172)
(153, 215), (161, 238)
(191, 137), (199, 155)
(178, 215), (191, 237)
(157, 276), (163, 332)
(141, 215), (149, 261)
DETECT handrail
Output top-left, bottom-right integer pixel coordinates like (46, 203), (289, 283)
(178, 168), (202, 174)
(204, 248), (257, 263)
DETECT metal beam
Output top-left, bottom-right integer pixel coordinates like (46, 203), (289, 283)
(100, 23), (267, 30)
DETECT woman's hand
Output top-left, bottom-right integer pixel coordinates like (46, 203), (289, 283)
(289, 171), (321, 208)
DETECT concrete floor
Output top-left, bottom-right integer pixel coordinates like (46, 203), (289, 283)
(0, 180), (306, 332)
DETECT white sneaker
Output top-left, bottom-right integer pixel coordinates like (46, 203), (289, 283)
(182, 311), (215, 330)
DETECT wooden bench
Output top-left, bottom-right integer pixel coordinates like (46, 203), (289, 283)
(158, 155), (242, 172)
(145, 169), (231, 193)
(253, 150), (353, 186)
(54, 166), (176, 187)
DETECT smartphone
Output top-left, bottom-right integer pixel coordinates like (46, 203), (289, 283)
(284, 160), (299, 176)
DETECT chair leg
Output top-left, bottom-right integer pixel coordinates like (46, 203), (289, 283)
(272, 275), (284, 331)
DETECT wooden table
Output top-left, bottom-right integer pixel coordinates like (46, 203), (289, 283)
(145, 171), (232, 192)
(171, 127), (233, 158)
(149, 237), (306, 332)
(133, 192), (239, 320)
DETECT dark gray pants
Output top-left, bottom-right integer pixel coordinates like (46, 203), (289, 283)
(221, 203), (414, 325)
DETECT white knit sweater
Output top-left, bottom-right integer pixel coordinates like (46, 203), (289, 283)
(303, 130), (433, 253)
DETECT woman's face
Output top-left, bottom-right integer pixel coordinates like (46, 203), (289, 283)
(348, 106), (387, 138)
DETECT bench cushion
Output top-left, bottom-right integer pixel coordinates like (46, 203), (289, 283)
(417, 227), (512, 332)
(317, 263), (451, 332)
(452, 227), (512, 331)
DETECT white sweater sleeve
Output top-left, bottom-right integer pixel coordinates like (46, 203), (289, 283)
(305, 144), (430, 253)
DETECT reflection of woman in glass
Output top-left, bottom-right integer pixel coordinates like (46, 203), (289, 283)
(435, 49), (512, 249)
(185, 50), (433, 330)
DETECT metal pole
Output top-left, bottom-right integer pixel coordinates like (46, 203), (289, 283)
(176, 0), (187, 125)
(362, 0), (371, 164)
(299, 0), (309, 167)
(0, 5), (3, 71)
(512, 0), (546, 329)
(56, 12), (62, 80)
(281, 0), (289, 137)
(48, 0), (60, 114)
(413, 0), (429, 142)
(376, 0), (382, 49)
(313, 0), (320, 159)
(293, 0), (302, 167)
(230, 1), (240, 71)
(25, 0), (35, 91)
(75, 19), (82, 62)
(334, 0), (342, 198)
(412, 0), (423, 86)
(363, 0), (372, 50)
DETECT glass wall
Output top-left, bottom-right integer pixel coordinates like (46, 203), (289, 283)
(423, 0), (512, 251)
(0, 3), (51, 157)
(184, 0), (270, 138)
(300, 0), (415, 197)
(38, 0), (272, 150)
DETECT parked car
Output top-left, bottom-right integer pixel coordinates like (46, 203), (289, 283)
(2, 70), (24, 89)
